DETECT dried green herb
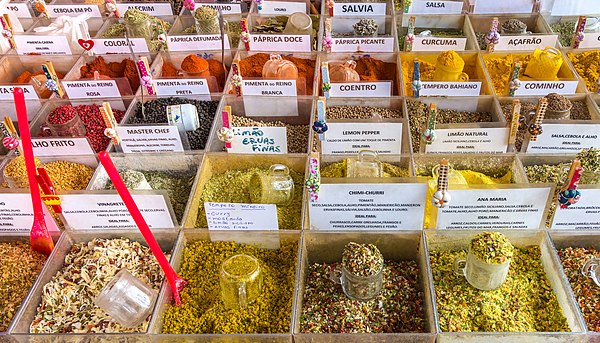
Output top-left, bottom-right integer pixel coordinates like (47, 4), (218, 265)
(342, 242), (384, 277)
(320, 159), (409, 178)
(470, 232), (514, 264)
(550, 21), (576, 47)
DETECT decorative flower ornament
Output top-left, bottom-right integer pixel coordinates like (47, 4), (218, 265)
(509, 78), (522, 91)
(322, 36), (333, 49)
(44, 79), (58, 92)
(1, 29), (11, 39)
(141, 75), (153, 88)
(241, 31), (250, 43)
(2, 136), (18, 150)
(231, 74), (243, 87)
(104, 128), (117, 139)
(105, 1), (116, 13)
(305, 157), (320, 202)
(558, 188), (581, 208)
(312, 120), (328, 134)
(326, 0), (334, 9)
(217, 127), (234, 143)
(183, 0), (195, 12)
(432, 190), (451, 208)
(157, 33), (166, 42)
(484, 30), (500, 45)
(528, 123), (543, 136)
(321, 82), (331, 92)
(405, 33), (414, 44)
(412, 79), (422, 93)
(421, 128), (437, 144)
(575, 31), (585, 42)
(255, 0), (263, 10)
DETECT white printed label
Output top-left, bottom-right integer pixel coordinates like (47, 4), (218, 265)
(258, 1), (306, 14)
(409, 1), (463, 14)
(249, 34), (311, 52)
(31, 137), (94, 156)
(116, 3), (173, 15)
(322, 122), (402, 154)
(195, 2), (242, 14)
(243, 97), (299, 117)
(473, 0), (533, 13)
(551, 188), (600, 230)
(331, 37), (394, 52)
(425, 127), (509, 154)
(0, 194), (60, 233)
(526, 124), (600, 153)
(242, 79), (297, 96)
(551, 0), (600, 16)
(514, 81), (579, 96)
(205, 202), (279, 230)
(155, 79), (210, 96)
(61, 194), (175, 229)
(333, 2), (386, 15)
(329, 81), (391, 97)
(228, 126), (288, 154)
(309, 183), (427, 230)
(495, 35), (558, 51)
(91, 38), (149, 54)
(14, 35), (72, 55)
(0, 85), (38, 100)
(420, 82), (482, 96)
(578, 32), (600, 49)
(167, 34), (231, 51)
(62, 80), (121, 99)
(7, 2), (32, 18)
(413, 37), (467, 51)
(46, 4), (102, 18)
(436, 187), (552, 229)
(116, 125), (184, 153)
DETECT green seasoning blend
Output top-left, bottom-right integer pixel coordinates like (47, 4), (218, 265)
(430, 246), (569, 332)
(470, 232), (514, 264)
(197, 167), (304, 230)
(558, 247), (600, 332)
(161, 240), (298, 334)
(0, 241), (47, 332)
(342, 242), (384, 277)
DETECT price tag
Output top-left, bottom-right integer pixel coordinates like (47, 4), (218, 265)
(154, 79), (210, 96)
(494, 35), (558, 51)
(514, 81), (578, 96)
(249, 34), (311, 52)
(116, 125), (184, 153)
(62, 80), (121, 99)
(7, 2), (32, 18)
(333, 2), (386, 15)
(14, 35), (72, 55)
(258, 1), (306, 14)
(436, 187), (552, 229)
(331, 37), (394, 52)
(167, 34), (231, 51)
(195, 2), (242, 14)
(0, 85), (38, 100)
(228, 126), (288, 154)
(425, 127), (509, 154)
(578, 32), (600, 49)
(409, 1), (463, 14)
(321, 122), (402, 154)
(412, 37), (467, 51)
(551, 187), (600, 230)
(0, 194), (60, 233)
(309, 183), (427, 230)
(91, 38), (149, 54)
(205, 202), (279, 230)
(472, 0), (533, 13)
(526, 123), (600, 153)
(61, 193), (175, 229)
(116, 3), (173, 15)
(31, 137), (94, 156)
(420, 82), (482, 96)
(242, 79), (297, 96)
(46, 4), (102, 18)
(329, 81), (391, 97)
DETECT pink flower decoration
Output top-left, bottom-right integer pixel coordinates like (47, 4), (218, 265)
(322, 36), (333, 49)
(184, 0), (195, 11)
(141, 75), (153, 88)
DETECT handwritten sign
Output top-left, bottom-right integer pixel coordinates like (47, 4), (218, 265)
(205, 202), (279, 230)
(228, 126), (287, 154)
(62, 80), (121, 99)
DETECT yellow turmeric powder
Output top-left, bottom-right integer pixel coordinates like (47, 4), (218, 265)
(567, 50), (600, 93)
(437, 50), (464, 69)
(402, 59), (436, 96)
(483, 54), (530, 96)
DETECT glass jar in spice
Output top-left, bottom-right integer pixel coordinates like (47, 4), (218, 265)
(501, 18), (527, 35)
(283, 12), (312, 36)
(44, 112), (87, 137)
(545, 93), (573, 120)
(125, 15), (154, 44)
(330, 242), (384, 301)
(262, 54), (299, 80)
(248, 164), (295, 205)
(329, 60), (360, 83)
(584, 17), (600, 33)
(346, 150), (384, 178)
(453, 232), (514, 291)
(220, 254), (263, 310)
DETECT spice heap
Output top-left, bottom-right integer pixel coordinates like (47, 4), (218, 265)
(430, 245), (569, 332)
(501, 97), (590, 151)
(321, 159), (409, 178)
(483, 54), (531, 95)
(39, 104), (126, 152)
(129, 97), (218, 150)
(161, 239), (298, 334)
(550, 21), (577, 47)
(342, 242), (383, 276)
(30, 238), (167, 333)
(567, 50), (600, 93)
(79, 56), (140, 93)
(407, 100), (493, 153)
(13, 70), (66, 99)
(161, 55), (227, 92)
(106, 169), (195, 222)
(502, 19), (528, 33)
(546, 93), (573, 113)
(398, 27), (464, 48)
(230, 115), (308, 153)
(238, 53), (316, 95)
(197, 166), (304, 230)
(558, 246), (600, 332)
(101, 9), (172, 51)
(4, 156), (93, 190)
(470, 232), (514, 264)
(402, 52), (474, 96)
(301, 259), (425, 333)
(0, 241), (47, 332)
(336, 57), (399, 95)
(326, 105), (403, 120)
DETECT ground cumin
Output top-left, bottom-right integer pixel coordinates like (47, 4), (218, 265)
(567, 50), (600, 93)
(483, 54), (531, 96)
(79, 56), (140, 91)
(238, 53), (316, 95)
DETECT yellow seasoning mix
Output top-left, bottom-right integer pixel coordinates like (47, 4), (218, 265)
(161, 240), (298, 334)
(567, 50), (600, 93)
(484, 54), (531, 96)
(402, 51), (475, 96)
(320, 159), (409, 178)
(3, 157), (93, 191)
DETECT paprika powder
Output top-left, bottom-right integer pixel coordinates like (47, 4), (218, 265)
(79, 56), (140, 93)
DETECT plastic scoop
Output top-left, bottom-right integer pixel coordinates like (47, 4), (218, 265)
(13, 87), (54, 256)
(97, 151), (187, 305)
